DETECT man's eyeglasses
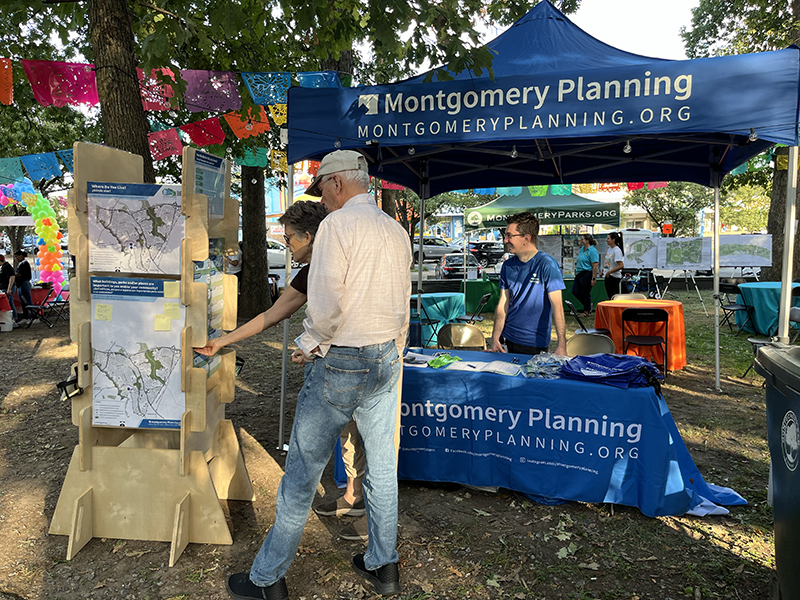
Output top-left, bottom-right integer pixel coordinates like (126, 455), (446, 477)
(504, 232), (525, 240)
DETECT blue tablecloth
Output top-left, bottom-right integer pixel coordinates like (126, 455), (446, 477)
(398, 349), (745, 517)
(737, 282), (800, 335)
(413, 292), (466, 346)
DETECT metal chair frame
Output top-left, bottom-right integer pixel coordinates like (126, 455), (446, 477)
(410, 297), (441, 347)
(718, 282), (753, 335)
(456, 293), (491, 324)
(621, 307), (669, 377)
(564, 300), (611, 336)
(436, 323), (487, 351)
(566, 333), (616, 357)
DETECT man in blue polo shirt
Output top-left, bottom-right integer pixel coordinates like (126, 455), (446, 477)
(490, 212), (567, 356)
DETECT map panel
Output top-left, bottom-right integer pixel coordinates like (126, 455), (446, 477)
(657, 237), (712, 270)
(91, 277), (185, 429)
(538, 235), (563, 268)
(88, 182), (184, 275)
(193, 237), (225, 375)
(561, 235), (582, 277)
(194, 151), (226, 219)
(718, 234), (772, 267)
(622, 233), (657, 269)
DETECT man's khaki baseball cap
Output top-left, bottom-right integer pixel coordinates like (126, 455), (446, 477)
(305, 150), (368, 197)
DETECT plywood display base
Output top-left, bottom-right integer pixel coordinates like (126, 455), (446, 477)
(49, 411), (253, 566)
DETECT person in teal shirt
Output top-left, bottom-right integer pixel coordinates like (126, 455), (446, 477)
(572, 233), (600, 316)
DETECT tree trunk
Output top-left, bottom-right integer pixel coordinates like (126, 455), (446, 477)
(762, 147), (800, 281)
(239, 166), (271, 319)
(88, 0), (155, 183)
(381, 188), (397, 219)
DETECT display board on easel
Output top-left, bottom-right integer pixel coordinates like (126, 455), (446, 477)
(657, 237), (713, 270)
(50, 142), (250, 567)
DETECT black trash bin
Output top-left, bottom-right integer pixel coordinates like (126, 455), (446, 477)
(755, 345), (800, 600)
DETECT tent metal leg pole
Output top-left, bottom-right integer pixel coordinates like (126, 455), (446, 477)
(778, 145), (798, 342)
(415, 160), (429, 344)
(278, 163), (295, 451)
(714, 186), (721, 392)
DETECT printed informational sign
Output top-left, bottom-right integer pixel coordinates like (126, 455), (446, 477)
(718, 234), (772, 267)
(537, 235), (563, 268)
(622, 231), (658, 269)
(88, 182), (184, 275)
(193, 237), (225, 375)
(91, 277), (185, 429)
(657, 237), (712, 270)
(194, 151), (226, 219)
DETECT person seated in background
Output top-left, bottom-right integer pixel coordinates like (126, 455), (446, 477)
(491, 212), (566, 356)
(0, 253), (17, 327)
(14, 250), (33, 324)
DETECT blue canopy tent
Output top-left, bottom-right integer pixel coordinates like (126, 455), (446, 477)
(287, 0), (800, 390)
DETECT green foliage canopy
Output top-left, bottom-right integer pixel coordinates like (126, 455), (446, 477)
(626, 182), (712, 237)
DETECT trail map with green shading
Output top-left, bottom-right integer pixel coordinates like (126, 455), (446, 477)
(718, 234), (772, 267)
(88, 182), (184, 275)
(657, 237), (712, 270)
(93, 342), (181, 425)
(91, 277), (185, 429)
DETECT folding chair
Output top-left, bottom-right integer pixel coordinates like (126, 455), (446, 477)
(456, 293), (491, 324)
(718, 282), (752, 335)
(436, 323), (487, 351)
(791, 286), (800, 343)
(26, 288), (57, 328)
(410, 296), (441, 347)
(44, 290), (70, 326)
(622, 307), (669, 377)
(612, 293), (648, 300)
(566, 333), (615, 357)
(564, 300), (610, 336)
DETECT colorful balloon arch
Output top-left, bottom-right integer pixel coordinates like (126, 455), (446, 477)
(0, 179), (66, 296)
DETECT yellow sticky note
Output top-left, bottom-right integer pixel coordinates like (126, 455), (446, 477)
(94, 304), (113, 321)
(163, 281), (180, 298)
(163, 302), (181, 319)
(154, 314), (172, 331)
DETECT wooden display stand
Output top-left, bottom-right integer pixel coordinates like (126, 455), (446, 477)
(50, 143), (250, 566)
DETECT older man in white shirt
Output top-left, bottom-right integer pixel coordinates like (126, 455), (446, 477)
(227, 151), (411, 600)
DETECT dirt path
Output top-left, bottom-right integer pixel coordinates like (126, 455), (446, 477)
(0, 295), (775, 599)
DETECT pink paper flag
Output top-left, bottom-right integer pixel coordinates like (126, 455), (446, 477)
(137, 68), (175, 111)
(179, 117), (226, 147)
(627, 182), (645, 191)
(181, 69), (241, 113)
(22, 59), (99, 107)
(647, 181), (668, 189)
(148, 129), (183, 161)
(382, 181), (404, 190)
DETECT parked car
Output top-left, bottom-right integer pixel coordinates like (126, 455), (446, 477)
(266, 239), (300, 269)
(467, 241), (505, 267)
(412, 236), (461, 263)
(435, 253), (482, 279)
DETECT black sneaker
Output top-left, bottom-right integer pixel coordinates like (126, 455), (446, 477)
(352, 554), (401, 596)
(226, 573), (289, 600)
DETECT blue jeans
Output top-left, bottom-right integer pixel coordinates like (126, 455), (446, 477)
(16, 281), (32, 320)
(250, 341), (401, 586)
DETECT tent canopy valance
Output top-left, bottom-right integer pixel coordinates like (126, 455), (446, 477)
(464, 186), (619, 231)
(287, 1), (799, 194)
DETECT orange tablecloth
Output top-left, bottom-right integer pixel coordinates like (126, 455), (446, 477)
(595, 299), (687, 371)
